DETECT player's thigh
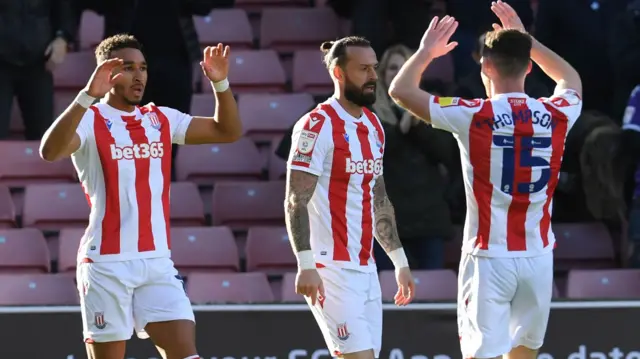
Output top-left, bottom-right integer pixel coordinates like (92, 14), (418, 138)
(307, 267), (375, 357)
(510, 252), (554, 351)
(364, 272), (383, 359)
(133, 258), (196, 357)
(457, 254), (517, 359)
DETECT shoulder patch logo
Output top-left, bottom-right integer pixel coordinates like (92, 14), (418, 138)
(297, 130), (317, 155)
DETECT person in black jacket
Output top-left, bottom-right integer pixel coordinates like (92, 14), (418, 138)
(0, 0), (75, 140)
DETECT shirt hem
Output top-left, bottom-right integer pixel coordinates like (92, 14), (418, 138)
(461, 243), (554, 258)
(77, 250), (171, 263)
(316, 260), (377, 273)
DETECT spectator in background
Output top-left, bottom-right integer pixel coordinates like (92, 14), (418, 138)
(78, 0), (230, 179)
(610, 0), (640, 122)
(534, 0), (629, 117)
(371, 44), (457, 270)
(621, 85), (640, 267)
(0, 0), (75, 140)
(455, 32), (549, 99)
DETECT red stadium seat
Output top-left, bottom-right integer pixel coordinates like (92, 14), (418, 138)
(200, 50), (286, 94)
(53, 51), (96, 91)
(238, 93), (315, 142)
(170, 182), (205, 226)
(194, 9), (253, 49)
(553, 223), (615, 271)
(23, 184), (89, 231)
(566, 269), (640, 299)
(0, 141), (76, 187)
(379, 269), (457, 302)
(187, 272), (274, 304)
(292, 50), (332, 95)
(281, 272), (305, 303)
(0, 274), (78, 305)
(260, 8), (339, 52)
(268, 136), (287, 181)
(189, 93), (216, 117)
(171, 226), (239, 274)
(0, 185), (16, 228)
(78, 10), (104, 50)
(58, 228), (84, 272)
(175, 138), (263, 185)
(0, 229), (50, 273)
(211, 181), (285, 229)
(246, 226), (296, 274)
(234, 0), (308, 11)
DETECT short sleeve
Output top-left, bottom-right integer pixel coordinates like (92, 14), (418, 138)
(287, 111), (331, 177)
(74, 109), (95, 153)
(429, 96), (485, 134)
(622, 86), (640, 132)
(158, 106), (193, 145)
(539, 88), (583, 127)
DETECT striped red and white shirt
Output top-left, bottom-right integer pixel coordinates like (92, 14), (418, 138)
(430, 89), (582, 257)
(72, 101), (192, 262)
(287, 97), (385, 272)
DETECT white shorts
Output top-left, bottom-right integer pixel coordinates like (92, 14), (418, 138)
(77, 257), (195, 343)
(457, 252), (553, 358)
(306, 266), (382, 358)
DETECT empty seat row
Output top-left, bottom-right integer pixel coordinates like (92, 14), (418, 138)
(79, 8), (338, 52)
(0, 181), (285, 230)
(51, 49), (332, 95)
(2, 269), (638, 306)
(0, 226), (294, 273)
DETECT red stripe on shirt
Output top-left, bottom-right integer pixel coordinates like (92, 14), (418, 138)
(469, 100), (494, 250)
(355, 121), (374, 265)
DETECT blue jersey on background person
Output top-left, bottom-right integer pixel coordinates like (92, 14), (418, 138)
(622, 85), (640, 267)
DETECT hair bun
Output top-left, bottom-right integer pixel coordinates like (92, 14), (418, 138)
(320, 41), (334, 53)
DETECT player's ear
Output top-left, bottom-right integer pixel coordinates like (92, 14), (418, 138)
(526, 60), (532, 75)
(332, 65), (343, 81)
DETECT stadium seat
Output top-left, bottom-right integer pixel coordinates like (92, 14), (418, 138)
(170, 182), (205, 226)
(379, 269), (457, 302)
(171, 226), (239, 274)
(211, 181), (285, 229)
(281, 272), (305, 303)
(0, 229), (50, 273)
(194, 9), (253, 49)
(0, 185), (16, 228)
(187, 272), (274, 304)
(53, 51), (96, 91)
(200, 50), (286, 94)
(292, 50), (332, 94)
(566, 269), (640, 299)
(238, 93), (315, 142)
(260, 8), (339, 52)
(9, 100), (24, 135)
(0, 141), (76, 187)
(54, 93), (77, 118)
(268, 137), (287, 180)
(553, 223), (616, 271)
(234, 0), (308, 11)
(0, 274), (78, 306)
(189, 93), (216, 117)
(246, 226), (296, 274)
(174, 138), (263, 185)
(78, 10), (104, 50)
(22, 183), (90, 231)
(58, 228), (84, 272)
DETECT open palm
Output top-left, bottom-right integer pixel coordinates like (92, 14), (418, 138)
(201, 43), (230, 83)
(85, 58), (123, 98)
(490, 0), (526, 32)
(420, 15), (459, 58)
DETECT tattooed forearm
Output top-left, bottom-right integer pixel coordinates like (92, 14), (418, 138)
(284, 170), (319, 253)
(373, 176), (403, 253)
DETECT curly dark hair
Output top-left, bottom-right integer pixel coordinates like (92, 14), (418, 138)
(95, 34), (143, 62)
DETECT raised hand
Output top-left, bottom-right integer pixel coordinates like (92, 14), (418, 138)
(85, 58), (124, 98)
(201, 43), (230, 83)
(490, 0), (525, 32)
(419, 15), (459, 58)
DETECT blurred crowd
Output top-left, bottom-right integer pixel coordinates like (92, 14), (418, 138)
(2, 0), (640, 271)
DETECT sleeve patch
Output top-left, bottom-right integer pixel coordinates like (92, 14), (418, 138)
(296, 130), (318, 154)
(437, 97), (481, 108)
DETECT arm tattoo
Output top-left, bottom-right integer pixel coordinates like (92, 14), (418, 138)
(284, 170), (319, 253)
(373, 176), (403, 253)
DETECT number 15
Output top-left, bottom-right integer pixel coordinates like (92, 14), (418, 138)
(493, 135), (552, 194)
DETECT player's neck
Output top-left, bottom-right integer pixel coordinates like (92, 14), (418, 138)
(333, 93), (363, 119)
(104, 93), (136, 113)
(491, 80), (525, 97)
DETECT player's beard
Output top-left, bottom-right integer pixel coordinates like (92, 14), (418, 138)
(344, 76), (377, 107)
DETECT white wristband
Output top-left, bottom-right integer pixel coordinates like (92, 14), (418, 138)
(389, 248), (409, 269)
(212, 78), (230, 92)
(75, 90), (96, 109)
(296, 250), (316, 270)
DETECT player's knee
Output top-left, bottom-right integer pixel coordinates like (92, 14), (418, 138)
(342, 349), (375, 359)
(85, 340), (127, 359)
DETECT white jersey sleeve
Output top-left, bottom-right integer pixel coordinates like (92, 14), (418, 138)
(538, 89), (582, 129)
(158, 106), (193, 145)
(75, 110), (95, 153)
(287, 110), (332, 177)
(429, 96), (486, 135)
